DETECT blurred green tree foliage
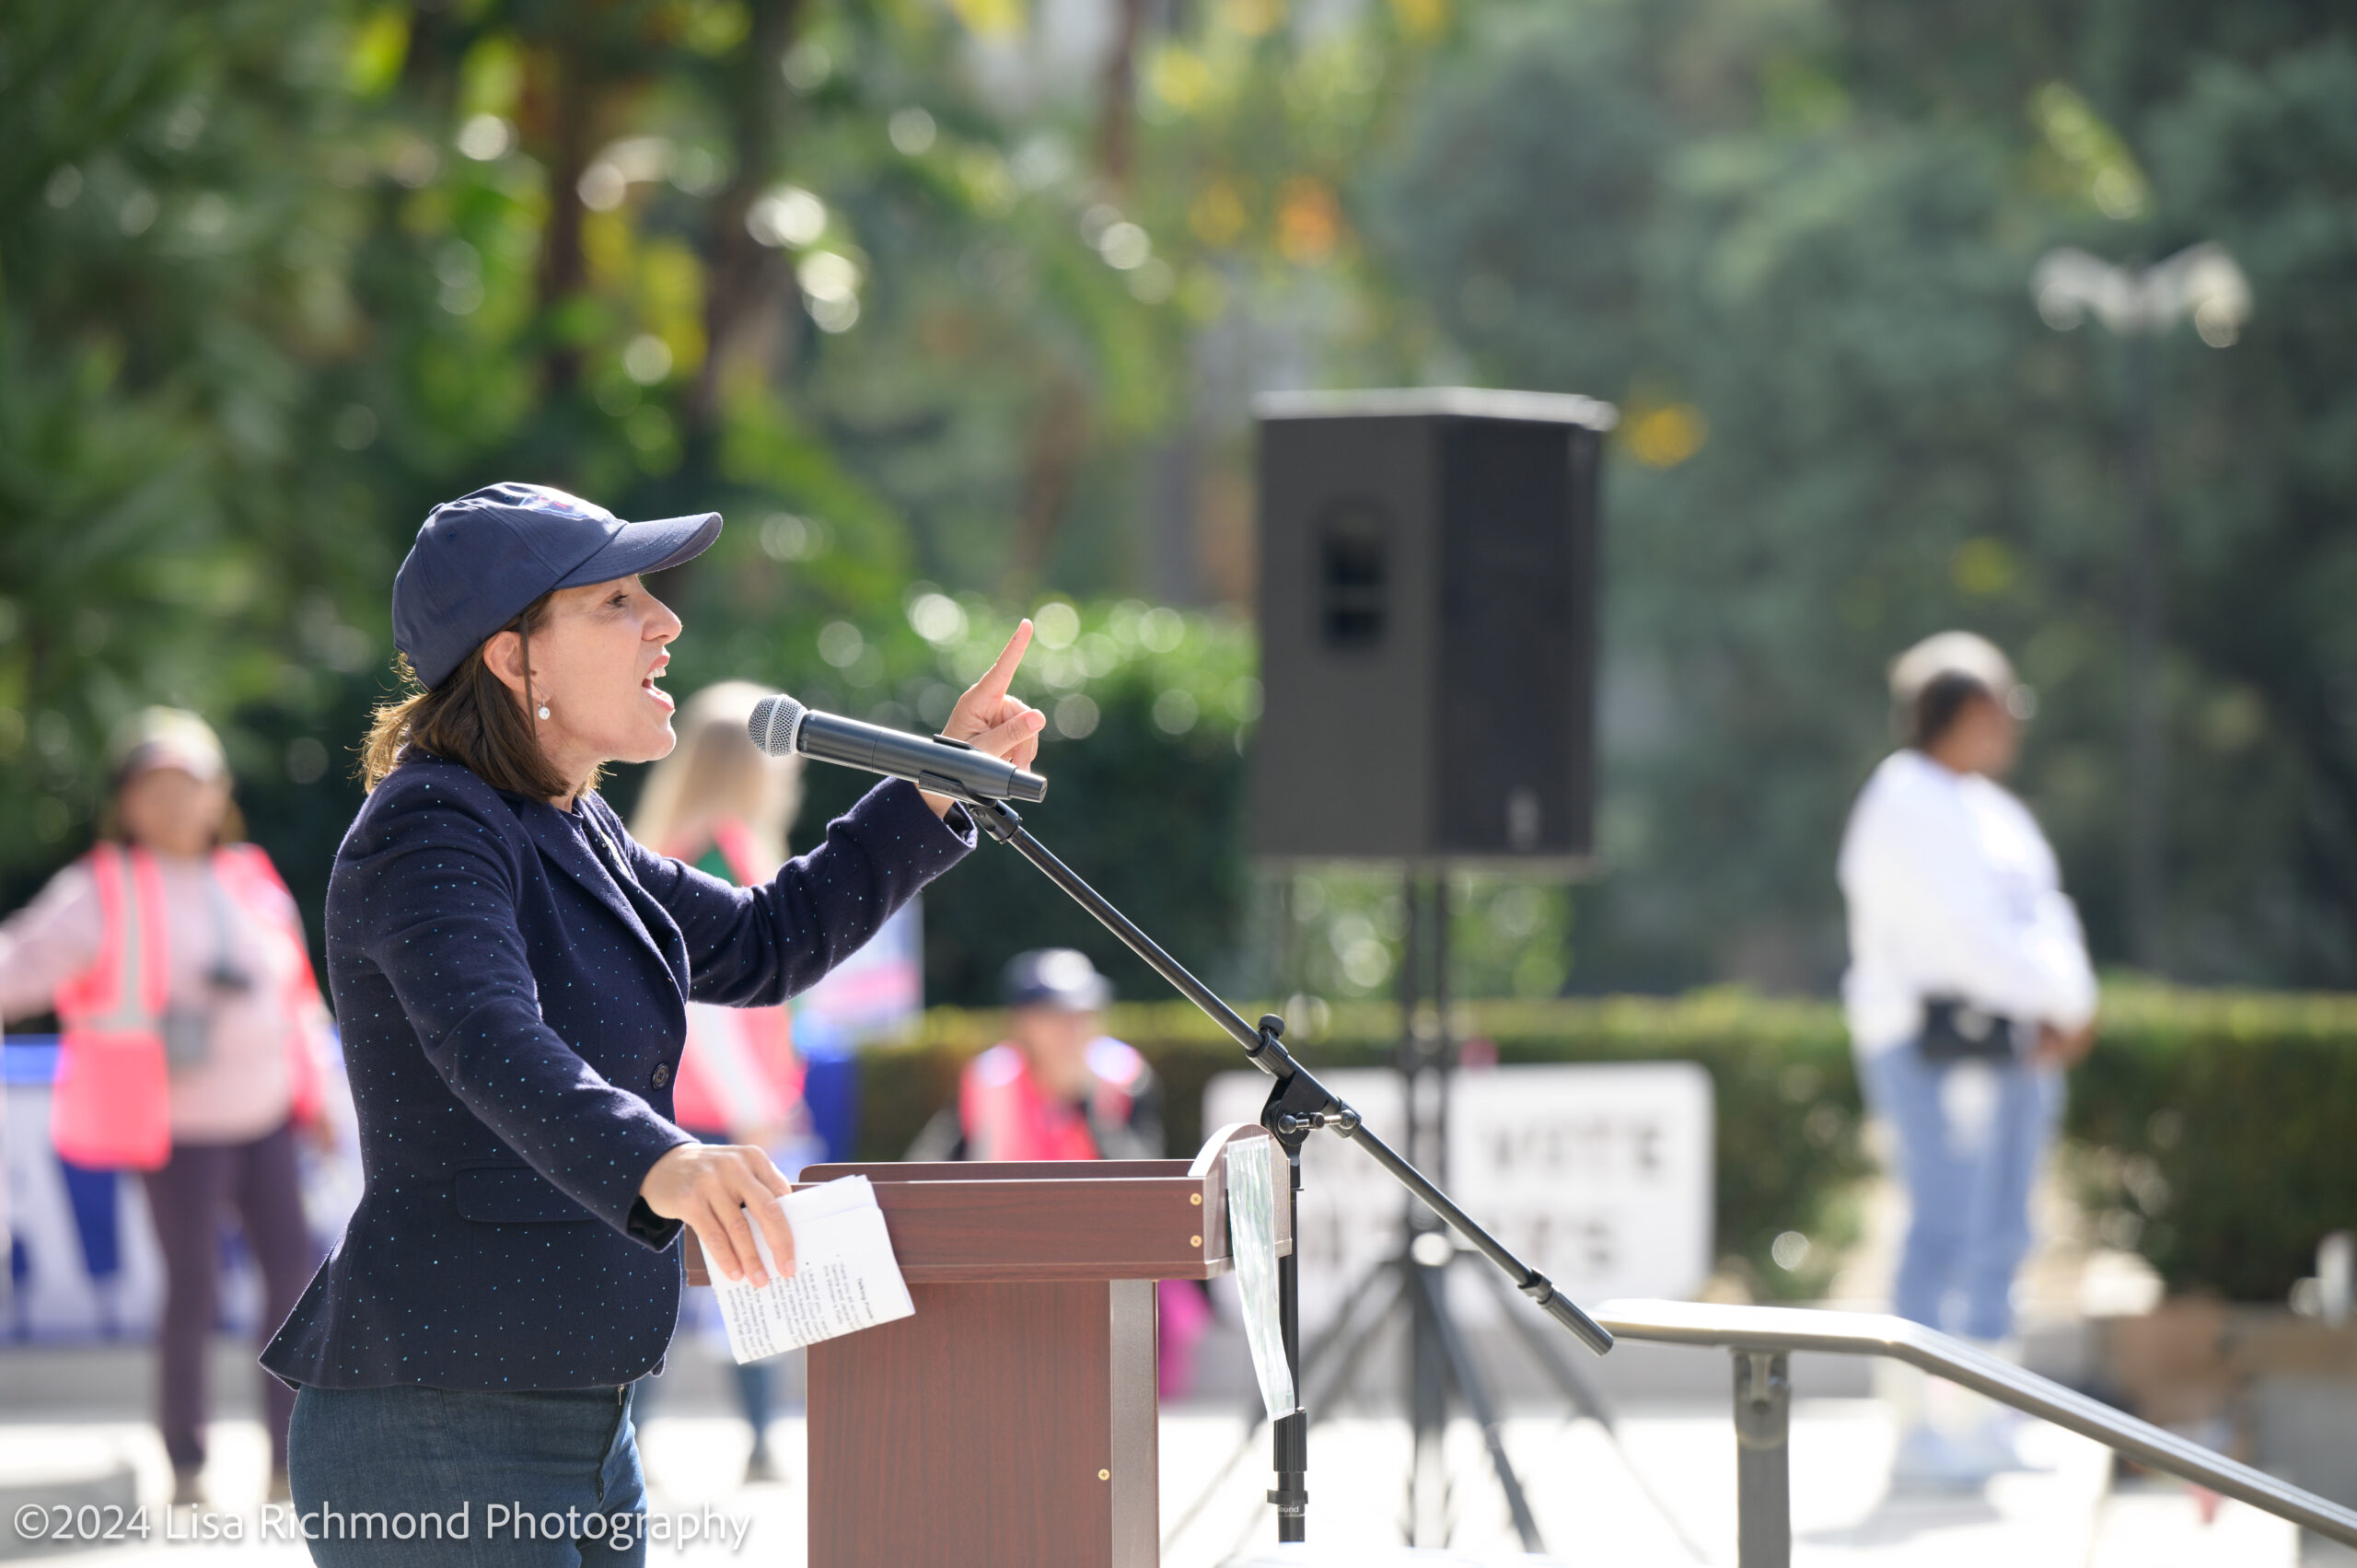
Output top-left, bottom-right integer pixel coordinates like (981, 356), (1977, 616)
(0, 0), (1461, 1004)
(610, 591), (1261, 1005)
(4, 0), (2355, 1009)
(1368, 0), (2357, 991)
(0, 0), (383, 872)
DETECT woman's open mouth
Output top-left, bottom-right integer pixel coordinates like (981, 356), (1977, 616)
(642, 672), (674, 712)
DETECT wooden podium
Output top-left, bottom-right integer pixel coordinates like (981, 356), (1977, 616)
(779, 1127), (1287, 1568)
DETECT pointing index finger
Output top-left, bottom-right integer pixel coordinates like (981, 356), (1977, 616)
(974, 619), (1034, 703)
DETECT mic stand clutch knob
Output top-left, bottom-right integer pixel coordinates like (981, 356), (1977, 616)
(1274, 1108), (1362, 1136)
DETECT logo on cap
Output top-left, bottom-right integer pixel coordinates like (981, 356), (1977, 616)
(511, 486), (612, 523)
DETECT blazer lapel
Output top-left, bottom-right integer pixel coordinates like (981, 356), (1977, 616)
(519, 804), (689, 999)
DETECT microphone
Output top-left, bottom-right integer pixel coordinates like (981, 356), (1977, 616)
(748, 694), (1048, 803)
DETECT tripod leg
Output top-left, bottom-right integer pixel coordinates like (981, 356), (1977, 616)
(1472, 1261), (1713, 1563)
(1409, 1244), (1450, 1544)
(1477, 1260), (1618, 1430)
(1309, 1265), (1409, 1418)
(1163, 1260), (1404, 1554)
(1414, 1257), (1547, 1553)
(1202, 1266), (1416, 1566)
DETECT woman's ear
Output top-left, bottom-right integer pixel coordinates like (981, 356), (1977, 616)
(481, 630), (529, 700)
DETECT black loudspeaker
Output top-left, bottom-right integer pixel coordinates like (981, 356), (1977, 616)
(1248, 389), (1611, 865)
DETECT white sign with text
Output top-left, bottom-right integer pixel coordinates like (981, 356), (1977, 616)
(1202, 1062), (1713, 1331)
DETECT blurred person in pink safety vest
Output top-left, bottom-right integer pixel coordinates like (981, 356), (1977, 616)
(628, 680), (810, 1484)
(907, 947), (1213, 1397)
(0, 709), (331, 1504)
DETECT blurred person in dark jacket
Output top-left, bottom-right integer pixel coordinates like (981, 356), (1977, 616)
(261, 483), (1043, 1565)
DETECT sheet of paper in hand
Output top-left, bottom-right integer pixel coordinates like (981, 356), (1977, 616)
(709, 1175), (915, 1364)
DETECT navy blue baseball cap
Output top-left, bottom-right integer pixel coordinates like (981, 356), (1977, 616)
(391, 482), (722, 689)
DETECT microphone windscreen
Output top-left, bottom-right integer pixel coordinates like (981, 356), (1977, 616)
(747, 694), (805, 756)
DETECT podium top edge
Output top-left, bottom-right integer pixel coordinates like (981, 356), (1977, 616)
(799, 1159), (1196, 1184)
(1252, 386), (1620, 430)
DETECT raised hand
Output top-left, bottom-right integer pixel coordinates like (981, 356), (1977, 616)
(927, 619), (1045, 815)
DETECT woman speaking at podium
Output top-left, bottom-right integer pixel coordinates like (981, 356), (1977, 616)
(261, 483), (1043, 1564)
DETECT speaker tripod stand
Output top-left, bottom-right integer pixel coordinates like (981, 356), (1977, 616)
(949, 796), (1612, 1551)
(1390, 871), (1564, 1548)
(1172, 872), (1698, 1559)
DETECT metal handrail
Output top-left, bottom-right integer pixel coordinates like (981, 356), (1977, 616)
(1595, 1298), (2357, 1560)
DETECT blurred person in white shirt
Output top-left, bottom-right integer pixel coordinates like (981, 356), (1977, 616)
(1838, 632), (2096, 1489)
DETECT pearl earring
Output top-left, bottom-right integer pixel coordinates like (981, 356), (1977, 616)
(537, 703), (550, 720)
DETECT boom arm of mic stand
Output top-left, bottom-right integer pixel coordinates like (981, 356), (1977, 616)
(964, 796), (1613, 1357)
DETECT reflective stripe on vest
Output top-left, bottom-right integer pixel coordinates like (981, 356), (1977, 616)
(206, 843), (328, 1124)
(53, 842), (324, 1116)
(55, 843), (171, 1038)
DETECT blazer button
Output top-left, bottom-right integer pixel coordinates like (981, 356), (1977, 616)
(651, 1063), (672, 1088)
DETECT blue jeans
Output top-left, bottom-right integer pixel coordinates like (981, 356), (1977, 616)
(1860, 1043), (2063, 1341)
(287, 1383), (646, 1566)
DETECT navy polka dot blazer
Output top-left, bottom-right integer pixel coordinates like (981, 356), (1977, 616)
(261, 755), (973, 1390)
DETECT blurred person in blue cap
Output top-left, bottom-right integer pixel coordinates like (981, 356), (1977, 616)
(0, 706), (334, 1505)
(261, 482), (1046, 1565)
(908, 948), (1213, 1398)
(1839, 631), (2097, 1492)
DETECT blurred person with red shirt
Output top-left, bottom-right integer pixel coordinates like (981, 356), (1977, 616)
(909, 948), (1212, 1394)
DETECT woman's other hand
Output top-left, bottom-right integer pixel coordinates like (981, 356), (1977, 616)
(924, 619), (1046, 818)
(638, 1143), (795, 1286)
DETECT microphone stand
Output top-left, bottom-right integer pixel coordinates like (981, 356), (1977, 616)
(958, 794), (1613, 1547)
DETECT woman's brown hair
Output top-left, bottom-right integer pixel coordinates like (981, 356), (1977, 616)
(360, 591), (590, 800)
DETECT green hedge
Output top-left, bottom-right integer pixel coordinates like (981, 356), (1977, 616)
(855, 987), (2357, 1304)
(2065, 988), (2357, 1301)
(858, 991), (1872, 1300)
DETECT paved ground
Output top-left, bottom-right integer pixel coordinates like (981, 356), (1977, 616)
(0, 1166), (2301, 1565)
(0, 1399), (2293, 1566)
